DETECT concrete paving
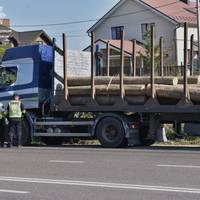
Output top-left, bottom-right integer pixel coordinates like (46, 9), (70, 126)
(0, 146), (199, 200)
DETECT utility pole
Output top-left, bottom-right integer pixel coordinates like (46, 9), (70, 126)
(197, 0), (200, 69)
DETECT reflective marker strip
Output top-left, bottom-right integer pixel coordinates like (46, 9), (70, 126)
(0, 189), (29, 194)
(157, 164), (200, 169)
(0, 176), (200, 194)
(49, 160), (85, 164)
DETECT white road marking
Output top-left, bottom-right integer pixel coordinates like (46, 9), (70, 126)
(49, 160), (85, 164)
(0, 176), (200, 194)
(157, 164), (200, 169)
(0, 189), (29, 194)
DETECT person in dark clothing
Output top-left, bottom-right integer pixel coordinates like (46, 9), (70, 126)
(7, 94), (26, 147)
(0, 103), (5, 147)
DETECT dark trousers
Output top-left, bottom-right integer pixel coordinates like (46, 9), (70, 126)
(9, 120), (22, 146)
(0, 119), (5, 147)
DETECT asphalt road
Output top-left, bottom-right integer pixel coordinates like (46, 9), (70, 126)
(0, 146), (200, 200)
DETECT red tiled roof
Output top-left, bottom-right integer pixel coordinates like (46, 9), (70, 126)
(141, 0), (197, 24)
(102, 39), (146, 56)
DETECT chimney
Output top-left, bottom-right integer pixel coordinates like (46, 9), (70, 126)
(180, 0), (190, 4)
(0, 19), (10, 28)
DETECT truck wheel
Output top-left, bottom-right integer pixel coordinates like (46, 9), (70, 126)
(139, 124), (155, 146)
(96, 117), (125, 148)
(41, 137), (64, 146)
(21, 118), (31, 146)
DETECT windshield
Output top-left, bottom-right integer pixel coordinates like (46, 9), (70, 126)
(0, 66), (17, 87)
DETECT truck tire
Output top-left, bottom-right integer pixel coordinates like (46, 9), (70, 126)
(139, 124), (155, 146)
(96, 117), (125, 148)
(41, 137), (64, 146)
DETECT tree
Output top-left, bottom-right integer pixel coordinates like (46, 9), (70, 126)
(140, 30), (160, 73)
(0, 42), (12, 62)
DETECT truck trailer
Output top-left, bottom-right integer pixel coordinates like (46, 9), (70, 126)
(0, 26), (200, 148)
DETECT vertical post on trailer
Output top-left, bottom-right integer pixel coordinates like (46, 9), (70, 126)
(106, 41), (110, 76)
(151, 25), (155, 99)
(190, 34), (194, 76)
(91, 32), (95, 100)
(197, 0), (200, 70)
(178, 22), (192, 105)
(183, 22), (189, 100)
(52, 38), (56, 99)
(145, 25), (159, 106)
(132, 39), (136, 77)
(120, 28), (125, 99)
(160, 37), (164, 77)
(62, 33), (69, 100)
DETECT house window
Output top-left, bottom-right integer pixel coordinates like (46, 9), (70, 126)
(111, 26), (124, 40)
(141, 23), (155, 40)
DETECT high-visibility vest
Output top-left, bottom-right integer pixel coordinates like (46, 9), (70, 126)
(0, 112), (3, 120)
(9, 100), (22, 118)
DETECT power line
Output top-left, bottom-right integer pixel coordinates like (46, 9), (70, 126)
(51, 34), (88, 38)
(12, 19), (98, 28)
(11, 1), (180, 28)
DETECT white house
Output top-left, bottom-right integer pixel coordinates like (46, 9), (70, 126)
(87, 0), (198, 69)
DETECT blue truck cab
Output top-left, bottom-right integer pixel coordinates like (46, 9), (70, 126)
(0, 45), (54, 109)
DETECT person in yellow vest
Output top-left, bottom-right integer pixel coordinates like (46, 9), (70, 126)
(7, 94), (26, 147)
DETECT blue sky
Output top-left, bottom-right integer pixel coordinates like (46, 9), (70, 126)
(0, 0), (119, 50)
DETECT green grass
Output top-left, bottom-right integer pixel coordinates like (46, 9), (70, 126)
(159, 124), (200, 145)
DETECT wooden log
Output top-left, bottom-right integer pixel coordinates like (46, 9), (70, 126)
(154, 85), (182, 100)
(178, 76), (200, 84)
(147, 84), (200, 102)
(67, 76), (178, 86)
(68, 84), (146, 96)
(189, 87), (200, 102)
(68, 95), (146, 106)
(57, 84), (200, 105)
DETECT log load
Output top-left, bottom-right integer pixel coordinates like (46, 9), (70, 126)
(147, 84), (200, 103)
(67, 76), (178, 86)
(55, 76), (200, 106)
(68, 96), (146, 106)
(178, 76), (200, 84)
(68, 85), (146, 96)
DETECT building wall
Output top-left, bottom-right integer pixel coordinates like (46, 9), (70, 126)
(176, 27), (198, 66)
(54, 50), (91, 90)
(93, 0), (177, 65)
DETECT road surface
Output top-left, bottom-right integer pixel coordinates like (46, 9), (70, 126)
(0, 146), (200, 200)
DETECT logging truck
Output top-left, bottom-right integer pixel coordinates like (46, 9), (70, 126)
(0, 25), (200, 148)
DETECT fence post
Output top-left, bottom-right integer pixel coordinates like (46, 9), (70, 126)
(160, 37), (164, 77)
(132, 39), (136, 76)
(190, 34), (194, 76)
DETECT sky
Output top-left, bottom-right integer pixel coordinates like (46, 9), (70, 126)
(0, 0), (119, 50)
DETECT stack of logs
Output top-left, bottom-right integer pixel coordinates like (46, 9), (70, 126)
(57, 76), (200, 106)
